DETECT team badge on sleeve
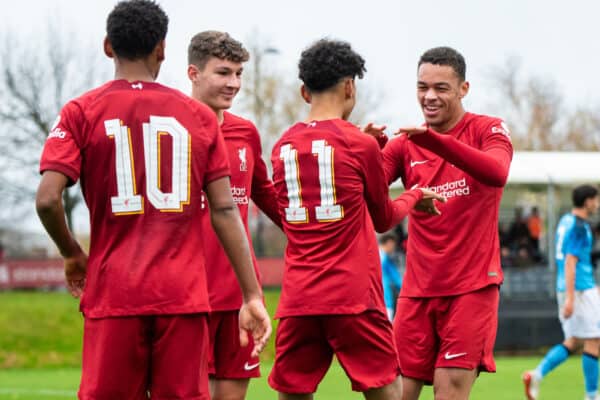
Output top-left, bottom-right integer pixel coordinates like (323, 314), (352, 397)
(491, 121), (511, 140)
(47, 115), (66, 139)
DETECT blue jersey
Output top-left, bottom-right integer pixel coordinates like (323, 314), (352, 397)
(555, 213), (595, 292)
(380, 249), (402, 310)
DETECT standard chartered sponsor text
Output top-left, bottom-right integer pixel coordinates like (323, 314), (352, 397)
(425, 177), (470, 199)
(231, 186), (249, 205)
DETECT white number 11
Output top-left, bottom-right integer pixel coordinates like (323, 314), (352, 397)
(279, 140), (343, 223)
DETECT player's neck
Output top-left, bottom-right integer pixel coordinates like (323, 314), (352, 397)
(113, 60), (158, 83)
(572, 208), (589, 220)
(305, 98), (346, 122)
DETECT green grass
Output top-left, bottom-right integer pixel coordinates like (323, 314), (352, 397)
(0, 290), (587, 399)
(0, 357), (586, 399)
(0, 291), (82, 368)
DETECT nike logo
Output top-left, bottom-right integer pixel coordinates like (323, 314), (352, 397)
(244, 362), (260, 371)
(410, 160), (429, 168)
(444, 352), (467, 360)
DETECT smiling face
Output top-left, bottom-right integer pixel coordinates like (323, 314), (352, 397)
(417, 63), (469, 133)
(189, 56), (243, 113)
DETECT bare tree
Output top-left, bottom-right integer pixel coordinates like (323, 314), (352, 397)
(486, 57), (600, 151)
(0, 24), (109, 230)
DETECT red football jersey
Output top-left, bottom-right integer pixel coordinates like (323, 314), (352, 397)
(201, 111), (280, 311)
(271, 119), (423, 318)
(383, 112), (513, 297)
(39, 80), (230, 318)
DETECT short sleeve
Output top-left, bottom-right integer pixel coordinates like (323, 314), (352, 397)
(39, 101), (84, 186)
(563, 224), (586, 259)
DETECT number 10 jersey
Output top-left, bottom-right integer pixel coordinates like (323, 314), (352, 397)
(39, 80), (230, 318)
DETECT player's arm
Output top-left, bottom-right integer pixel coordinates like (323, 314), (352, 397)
(249, 133), (282, 229)
(397, 124), (512, 187)
(360, 137), (440, 232)
(205, 176), (271, 356)
(562, 254), (577, 318)
(36, 171), (87, 298)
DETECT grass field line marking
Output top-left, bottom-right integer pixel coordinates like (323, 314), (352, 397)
(0, 387), (77, 396)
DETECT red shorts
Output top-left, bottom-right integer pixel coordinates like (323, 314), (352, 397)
(393, 285), (499, 384)
(208, 310), (260, 379)
(79, 314), (209, 400)
(268, 311), (401, 393)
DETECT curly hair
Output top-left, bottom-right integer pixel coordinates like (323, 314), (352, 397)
(188, 31), (249, 69)
(418, 47), (466, 81)
(298, 39), (366, 93)
(106, 0), (169, 60)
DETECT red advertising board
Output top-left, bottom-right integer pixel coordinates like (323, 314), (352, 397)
(0, 258), (285, 290)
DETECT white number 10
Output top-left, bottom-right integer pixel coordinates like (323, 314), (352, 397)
(279, 140), (343, 223)
(105, 116), (190, 215)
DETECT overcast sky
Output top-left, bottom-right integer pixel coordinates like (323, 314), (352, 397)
(4, 0), (599, 233)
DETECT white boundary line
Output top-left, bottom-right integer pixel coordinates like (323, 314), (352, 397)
(0, 388), (77, 397)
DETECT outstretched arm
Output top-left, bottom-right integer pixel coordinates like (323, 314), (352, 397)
(398, 126), (512, 187)
(36, 171), (87, 298)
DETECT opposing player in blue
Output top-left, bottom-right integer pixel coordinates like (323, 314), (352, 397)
(523, 185), (600, 400)
(379, 233), (403, 320)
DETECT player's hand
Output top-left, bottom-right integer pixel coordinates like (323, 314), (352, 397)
(63, 248), (88, 298)
(394, 126), (428, 138)
(239, 298), (272, 358)
(562, 297), (574, 319)
(414, 188), (447, 215)
(360, 122), (387, 138)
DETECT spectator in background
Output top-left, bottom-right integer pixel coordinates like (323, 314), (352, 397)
(528, 206), (543, 262)
(508, 207), (530, 251)
(379, 233), (403, 320)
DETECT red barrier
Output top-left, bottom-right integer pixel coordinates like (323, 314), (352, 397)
(0, 259), (64, 289)
(0, 258), (285, 289)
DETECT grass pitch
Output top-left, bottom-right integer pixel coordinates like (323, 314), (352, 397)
(0, 290), (583, 399)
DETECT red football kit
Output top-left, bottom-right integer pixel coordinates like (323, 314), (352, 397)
(382, 112), (513, 382)
(39, 80), (230, 399)
(200, 111), (280, 379)
(268, 118), (423, 393)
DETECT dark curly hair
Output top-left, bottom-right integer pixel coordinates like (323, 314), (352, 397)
(188, 31), (249, 69)
(298, 39), (366, 93)
(106, 0), (169, 60)
(418, 46), (466, 81)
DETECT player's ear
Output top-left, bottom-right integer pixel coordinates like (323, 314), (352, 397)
(344, 78), (355, 100)
(300, 84), (311, 104)
(103, 37), (114, 59)
(187, 64), (199, 82)
(459, 80), (469, 99)
(155, 40), (166, 62)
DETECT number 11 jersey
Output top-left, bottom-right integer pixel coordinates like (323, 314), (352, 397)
(39, 80), (230, 318)
(271, 119), (423, 318)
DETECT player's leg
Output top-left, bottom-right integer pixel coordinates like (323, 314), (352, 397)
(400, 378), (424, 400)
(432, 368), (476, 400)
(327, 311), (402, 400)
(394, 297), (437, 400)
(150, 314), (210, 399)
(211, 379), (250, 400)
(79, 316), (150, 400)
(580, 287), (600, 400)
(209, 310), (260, 400)
(582, 338), (600, 400)
(433, 285), (500, 400)
(523, 289), (579, 399)
(268, 317), (332, 398)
